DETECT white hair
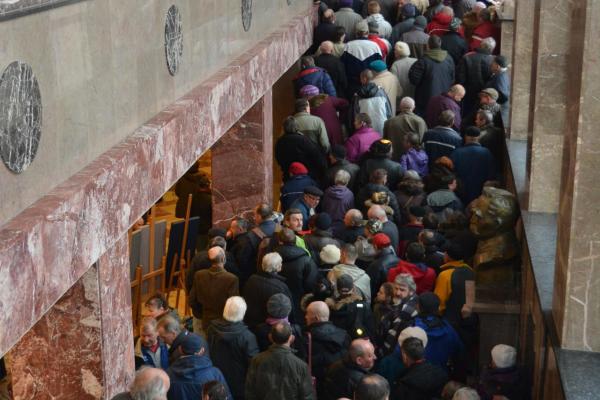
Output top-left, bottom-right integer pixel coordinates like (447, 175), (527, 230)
(334, 169), (351, 186)
(452, 387), (481, 400)
(130, 368), (169, 400)
(400, 97), (415, 111)
(262, 252), (283, 273)
(398, 326), (428, 347)
(480, 37), (496, 52)
(223, 296), (247, 322)
(394, 273), (417, 293)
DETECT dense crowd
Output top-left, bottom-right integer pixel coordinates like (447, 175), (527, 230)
(115, 1), (527, 400)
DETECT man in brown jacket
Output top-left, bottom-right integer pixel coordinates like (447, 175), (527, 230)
(189, 246), (239, 335)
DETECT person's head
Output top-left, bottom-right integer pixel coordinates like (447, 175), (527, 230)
(130, 367), (170, 400)
(222, 296), (247, 323)
(333, 26), (346, 43)
(354, 374), (390, 400)
(262, 252), (283, 273)
(267, 293), (292, 319)
(322, 8), (334, 22)
(475, 109), (493, 128)
(479, 7), (493, 22)
(320, 40), (334, 55)
(360, 69), (375, 86)
(445, 241), (465, 263)
(452, 387), (481, 400)
(156, 315), (181, 346)
(364, 219), (383, 238)
(441, 173), (457, 191)
(406, 242), (425, 263)
(303, 186), (323, 209)
(491, 55), (507, 74)
(269, 322), (294, 346)
(207, 246), (225, 267)
(284, 208), (303, 232)
(401, 336), (425, 366)
(300, 56), (315, 69)
(305, 300), (330, 326)
(398, 326), (428, 349)
(428, 35), (442, 50)
(367, 204), (388, 223)
(344, 209), (363, 228)
(283, 116), (299, 134)
(407, 205), (426, 224)
(440, 5), (454, 17)
(370, 168), (387, 185)
(464, 126), (481, 144)
(418, 292), (441, 315)
(254, 203), (273, 224)
(367, 0), (381, 15)
(473, 1), (486, 15)
(414, 15), (427, 30)
(179, 333), (207, 356)
(341, 243), (359, 265)
(394, 41), (411, 60)
(491, 344), (517, 369)
(333, 169), (351, 187)
(355, 20), (369, 37)
(438, 110), (455, 128)
(278, 227), (297, 246)
(339, 0), (353, 8)
(354, 113), (372, 130)
(394, 273), (417, 300)
(403, 131), (422, 152)
(329, 144), (347, 163)
(229, 217), (249, 238)
(441, 381), (466, 400)
(479, 36), (496, 54)
(418, 229), (437, 247)
(435, 155), (454, 171)
(400, 3), (417, 19)
(144, 293), (169, 319)
(376, 282), (395, 305)
(140, 317), (159, 348)
(372, 233), (391, 254)
(448, 84), (466, 102)
(202, 381), (228, 400)
(349, 339), (377, 370)
(336, 274), (355, 296)
(479, 88), (499, 105)
(288, 161), (309, 177)
(399, 97), (416, 114)
(295, 97), (310, 113)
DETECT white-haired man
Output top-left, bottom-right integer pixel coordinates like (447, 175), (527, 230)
(189, 246), (239, 335)
(383, 96), (427, 160)
(206, 296), (259, 399)
(111, 367), (170, 400)
(478, 344), (526, 399)
(242, 252), (294, 329)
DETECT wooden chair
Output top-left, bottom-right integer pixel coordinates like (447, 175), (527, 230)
(130, 265), (143, 330)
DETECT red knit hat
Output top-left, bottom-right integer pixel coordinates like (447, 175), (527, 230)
(289, 162), (308, 175)
(372, 233), (391, 249)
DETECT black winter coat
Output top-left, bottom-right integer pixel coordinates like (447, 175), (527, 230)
(394, 361), (449, 400)
(243, 272), (294, 329)
(305, 321), (351, 382)
(315, 53), (348, 99)
(409, 49), (455, 115)
(358, 155), (406, 192)
(456, 48), (493, 115)
(366, 247), (400, 297)
(327, 293), (376, 339)
(206, 319), (259, 399)
(322, 358), (368, 400)
(275, 244), (319, 323)
(441, 31), (468, 65)
(275, 132), (328, 182)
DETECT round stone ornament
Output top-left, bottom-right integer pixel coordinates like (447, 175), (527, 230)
(242, 0), (252, 32)
(0, 61), (42, 174)
(165, 5), (183, 76)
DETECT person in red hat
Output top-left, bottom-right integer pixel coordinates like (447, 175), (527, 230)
(279, 162), (317, 212)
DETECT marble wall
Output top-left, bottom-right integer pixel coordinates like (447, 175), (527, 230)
(553, 0), (600, 352)
(0, 0), (312, 226)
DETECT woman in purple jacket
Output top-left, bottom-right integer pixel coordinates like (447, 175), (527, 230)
(301, 85), (349, 147)
(345, 113), (381, 164)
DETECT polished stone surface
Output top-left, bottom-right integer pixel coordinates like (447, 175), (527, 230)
(0, 61), (42, 173)
(0, 3), (317, 358)
(557, 349), (600, 400)
(242, 0), (253, 32)
(0, 0), (86, 21)
(165, 5), (183, 76)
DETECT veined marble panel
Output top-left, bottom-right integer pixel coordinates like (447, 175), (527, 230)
(0, 0), (86, 21)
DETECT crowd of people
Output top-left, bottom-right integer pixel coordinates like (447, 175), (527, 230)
(115, 1), (527, 399)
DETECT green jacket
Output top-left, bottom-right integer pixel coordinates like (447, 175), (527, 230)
(294, 111), (330, 153)
(246, 345), (315, 400)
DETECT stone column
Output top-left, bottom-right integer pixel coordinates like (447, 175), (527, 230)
(553, 0), (600, 352)
(526, 0), (571, 212)
(508, 0), (533, 140)
(211, 91), (274, 227)
(7, 236), (135, 400)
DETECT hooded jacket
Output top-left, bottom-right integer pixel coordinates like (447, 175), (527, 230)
(326, 292), (376, 339)
(414, 315), (464, 369)
(345, 125), (382, 164)
(366, 247), (400, 302)
(322, 185), (355, 234)
(293, 66), (337, 97)
(352, 83), (392, 135)
(400, 148), (429, 178)
(167, 355), (231, 400)
(388, 260), (436, 294)
(243, 272), (294, 329)
(394, 360), (449, 400)
(408, 48), (455, 114)
(426, 12), (454, 36)
(206, 319), (259, 399)
(276, 244), (319, 321)
(329, 263), (372, 303)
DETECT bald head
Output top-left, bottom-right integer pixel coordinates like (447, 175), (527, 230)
(130, 367), (170, 399)
(448, 84), (466, 102)
(399, 97), (415, 112)
(323, 8), (334, 22)
(208, 246), (225, 265)
(306, 300), (330, 325)
(349, 339), (376, 370)
(344, 209), (363, 227)
(320, 40), (334, 55)
(367, 205), (387, 222)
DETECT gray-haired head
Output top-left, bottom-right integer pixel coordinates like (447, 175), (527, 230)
(394, 273), (417, 294)
(262, 252), (283, 273)
(452, 387), (481, 400)
(130, 367), (170, 400)
(223, 296), (247, 322)
(480, 37), (496, 53)
(399, 97), (415, 112)
(334, 169), (351, 186)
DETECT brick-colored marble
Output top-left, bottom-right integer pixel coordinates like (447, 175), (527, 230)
(211, 92), (274, 228)
(554, 0), (600, 352)
(8, 266), (103, 400)
(0, 4), (317, 358)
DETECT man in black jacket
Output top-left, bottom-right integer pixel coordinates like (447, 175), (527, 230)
(322, 339), (377, 400)
(456, 36), (495, 118)
(275, 228), (319, 323)
(358, 139), (405, 191)
(326, 144), (361, 192)
(275, 116), (327, 182)
(395, 337), (448, 399)
(366, 233), (399, 297)
(315, 41), (348, 98)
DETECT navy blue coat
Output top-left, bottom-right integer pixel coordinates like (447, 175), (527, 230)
(422, 126), (463, 165)
(167, 355), (231, 400)
(293, 67), (337, 97)
(451, 143), (497, 204)
(280, 175), (318, 212)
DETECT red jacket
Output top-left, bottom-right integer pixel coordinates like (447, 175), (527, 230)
(469, 21), (500, 51)
(387, 259), (437, 294)
(426, 13), (465, 38)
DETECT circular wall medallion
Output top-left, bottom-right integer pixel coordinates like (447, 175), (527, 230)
(0, 61), (42, 174)
(241, 0), (252, 32)
(165, 5), (183, 76)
